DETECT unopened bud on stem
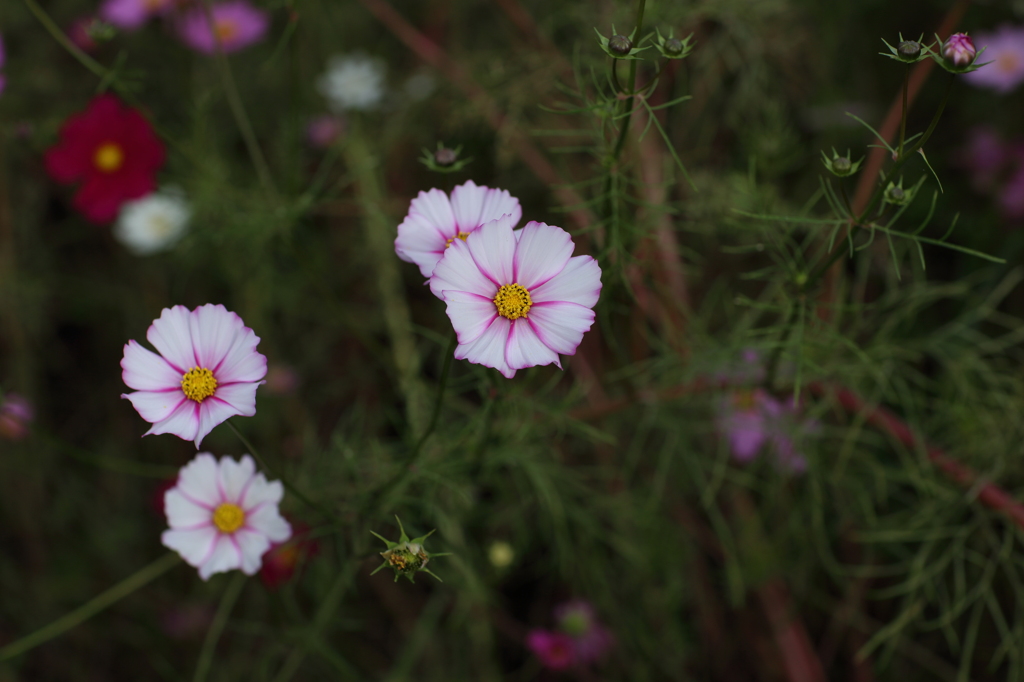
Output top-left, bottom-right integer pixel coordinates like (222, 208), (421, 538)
(609, 34), (633, 56)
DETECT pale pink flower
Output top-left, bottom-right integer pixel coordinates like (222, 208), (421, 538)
(99, 0), (174, 31)
(429, 216), (602, 379)
(395, 180), (522, 279)
(964, 25), (1024, 93)
(162, 453), (291, 580)
(121, 304), (267, 447)
(176, 0), (269, 55)
(715, 389), (810, 473)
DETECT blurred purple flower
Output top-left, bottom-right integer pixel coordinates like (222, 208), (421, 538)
(960, 127), (1008, 191)
(176, 0), (269, 55)
(963, 25), (1024, 93)
(999, 165), (1024, 219)
(526, 630), (576, 670)
(554, 600), (614, 663)
(715, 389), (810, 473)
(99, 0), (174, 31)
(305, 114), (345, 149)
(0, 393), (33, 441)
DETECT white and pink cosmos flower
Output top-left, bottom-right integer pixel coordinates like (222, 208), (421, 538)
(395, 180), (522, 280)
(121, 304), (267, 447)
(162, 453), (291, 580)
(176, 0), (269, 55)
(429, 216), (601, 378)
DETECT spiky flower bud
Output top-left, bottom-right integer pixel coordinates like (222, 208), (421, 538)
(609, 34), (633, 56)
(434, 147), (458, 167)
(821, 148), (863, 178)
(883, 180), (912, 206)
(880, 34), (930, 64)
(653, 28), (695, 60)
(942, 33), (976, 67)
(370, 516), (449, 583)
(897, 40), (921, 59)
(595, 27), (648, 60)
(419, 142), (472, 173)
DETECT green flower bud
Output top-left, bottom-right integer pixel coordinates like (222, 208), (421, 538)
(594, 27), (648, 60)
(419, 142), (472, 173)
(370, 516), (449, 583)
(880, 34), (931, 64)
(883, 179), (913, 206)
(821, 148), (863, 177)
(897, 40), (921, 59)
(609, 34), (633, 56)
(654, 28), (695, 60)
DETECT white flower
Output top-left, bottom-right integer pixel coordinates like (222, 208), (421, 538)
(317, 54), (386, 112)
(114, 190), (190, 256)
(162, 453), (291, 580)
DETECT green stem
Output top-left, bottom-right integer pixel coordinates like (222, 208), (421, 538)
(200, 0), (277, 196)
(0, 553), (180, 662)
(23, 0), (109, 82)
(226, 420), (335, 521)
(193, 573), (246, 682)
(610, 0), (648, 161)
(897, 65), (909, 159)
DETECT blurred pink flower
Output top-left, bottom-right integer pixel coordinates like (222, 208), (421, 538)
(963, 25), (1024, 93)
(264, 364), (300, 396)
(960, 127), (1008, 191)
(162, 453), (291, 580)
(120, 304), (267, 447)
(67, 17), (100, 52)
(176, 0), (269, 54)
(999, 165), (1024, 219)
(526, 630), (576, 670)
(554, 600), (614, 663)
(0, 392), (33, 440)
(99, 0), (174, 30)
(395, 180), (522, 279)
(429, 217), (602, 379)
(716, 389), (809, 473)
(305, 114), (345, 149)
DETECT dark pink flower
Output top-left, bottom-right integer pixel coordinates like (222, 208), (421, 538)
(0, 393), (33, 440)
(943, 32), (976, 67)
(176, 0), (269, 54)
(527, 630), (576, 670)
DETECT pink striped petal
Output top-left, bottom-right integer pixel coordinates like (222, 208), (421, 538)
(512, 221), (574, 289)
(450, 180), (522, 232)
(245, 501), (291, 541)
(123, 389), (186, 425)
(144, 399), (201, 444)
(165, 488), (213, 528)
(218, 455), (256, 503)
(212, 382), (260, 418)
(233, 529), (272, 574)
(147, 305), (197, 372)
(465, 215), (517, 285)
(189, 304), (243, 370)
(121, 340), (181, 391)
(241, 474), (284, 511)
(525, 302), (595, 356)
(198, 535), (242, 580)
(396, 212), (448, 278)
(443, 290), (499, 345)
(214, 330), (266, 385)
(506, 318), (561, 371)
(530, 255), (602, 308)
(162, 526), (217, 569)
(175, 452), (222, 507)
(430, 238), (498, 300)
(454, 315), (515, 378)
(407, 188), (456, 235)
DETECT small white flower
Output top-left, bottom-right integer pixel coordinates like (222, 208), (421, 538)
(114, 190), (190, 256)
(162, 453), (291, 580)
(317, 53), (386, 112)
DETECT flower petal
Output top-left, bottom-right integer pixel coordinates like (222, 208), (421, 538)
(218, 454), (256, 504)
(407, 188), (456, 235)
(241, 474), (284, 510)
(165, 488), (213, 528)
(506, 319), (561, 371)
(466, 215), (517, 285)
(197, 535), (242, 580)
(162, 526), (217, 570)
(443, 290), (499, 345)
(144, 399), (201, 444)
(454, 315), (515, 378)
(175, 452), (223, 507)
(213, 329), (266, 385)
(525, 302), (595, 356)
(512, 221), (574, 290)
(530, 255), (602, 308)
(122, 340), (183, 391)
(189, 304), (243, 371)
(429, 238), (498, 300)
(147, 305), (198, 372)
(245, 502), (291, 542)
(213, 382), (260, 418)
(450, 180), (522, 232)
(233, 529), (272, 575)
(395, 212), (448, 278)
(123, 390), (186, 425)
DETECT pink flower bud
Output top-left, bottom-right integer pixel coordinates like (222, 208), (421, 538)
(943, 33), (976, 67)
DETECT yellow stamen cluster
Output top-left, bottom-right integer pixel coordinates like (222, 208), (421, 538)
(93, 143), (124, 173)
(444, 231), (470, 248)
(212, 503), (245, 533)
(493, 283), (533, 320)
(181, 367), (218, 403)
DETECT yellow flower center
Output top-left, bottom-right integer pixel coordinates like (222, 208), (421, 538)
(444, 231), (470, 248)
(494, 283), (532, 320)
(212, 503), (245, 533)
(214, 20), (238, 43)
(93, 143), (124, 173)
(180, 367), (218, 402)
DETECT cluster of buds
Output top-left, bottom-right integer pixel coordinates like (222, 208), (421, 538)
(370, 516), (448, 583)
(419, 142), (472, 174)
(821, 148), (863, 178)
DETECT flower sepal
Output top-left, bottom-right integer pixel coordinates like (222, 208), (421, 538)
(883, 177), (913, 206)
(370, 516), (449, 583)
(419, 142), (473, 174)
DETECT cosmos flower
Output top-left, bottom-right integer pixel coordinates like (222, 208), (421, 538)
(715, 389), (810, 473)
(316, 53), (386, 112)
(113, 188), (190, 255)
(942, 32), (976, 68)
(162, 453), (291, 580)
(526, 630), (576, 670)
(960, 127), (1009, 191)
(963, 25), (1024, 93)
(176, 0), (269, 54)
(121, 304), (267, 447)
(0, 392), (33, 441)
(554, 600), (614, 664)
(395, 180), (522, 279)
(99, 0), (174, 31)
(44, 94), (165, 224)
(429, 216), (601, 378)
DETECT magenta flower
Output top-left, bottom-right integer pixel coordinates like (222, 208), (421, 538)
(943, 32), (976, 67)
(0, 392), (33, 440)
(429, 216), (602, 379)
(121, 304), (267, 447)
(715, 389), (809, 473)
(176, 0), (269, 55)
(99, 0), (174, 31)
(395, 180), (522, 279)
(964, 25), (1024, 93)
(554, 600), (614, 664)
(162, 453), (291, 580)
(526, 630), (576, 670)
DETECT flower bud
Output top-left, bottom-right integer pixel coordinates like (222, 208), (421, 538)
(434, 147), (458, 167)
(883, 180), (912, 206)
(419, 142), (471, 173)
(821, 148), (863, 178)
(942, 33), (976, 67)
(833, 157), (851, 173)
(665, 38), (684, 56)
(370, 516), (449, 583)
(608, 34), (633, 56)
(897, 40), (921, 59)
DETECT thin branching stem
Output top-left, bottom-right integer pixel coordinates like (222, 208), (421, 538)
(193, 573), (246, 682)
(610, 0), (647, 161)
(898, 64), (909, 159)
